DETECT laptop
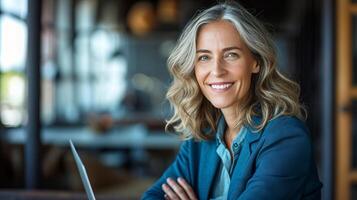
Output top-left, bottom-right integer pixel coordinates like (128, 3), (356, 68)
(69, 140), (96, 200)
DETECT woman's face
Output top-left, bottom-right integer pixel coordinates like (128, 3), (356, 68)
(194, 20), (259, 111)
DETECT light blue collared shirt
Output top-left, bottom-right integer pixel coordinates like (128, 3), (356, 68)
(210, 117), (247, 200)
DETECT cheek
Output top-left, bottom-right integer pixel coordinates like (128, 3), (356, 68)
(233, 62), (254, 78)
(230, 69), (248, 82)
(194, 67), (205, 83)
(194, 69), (203, 89)
(236, 74), (252, 94)
(242, 76), (254, 97)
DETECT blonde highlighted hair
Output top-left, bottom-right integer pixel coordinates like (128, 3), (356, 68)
(166, 2), (306, 140)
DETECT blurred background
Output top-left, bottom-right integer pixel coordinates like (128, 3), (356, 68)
(0, 0), (350, 199)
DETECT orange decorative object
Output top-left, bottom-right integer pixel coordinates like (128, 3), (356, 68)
(127, 2), (157, 36)
(88, 114), (114, 133)
(158, 0), (178, 24)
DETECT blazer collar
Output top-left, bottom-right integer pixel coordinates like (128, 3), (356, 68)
(245, 115), (263, 147)
(214, 115), (263, 151)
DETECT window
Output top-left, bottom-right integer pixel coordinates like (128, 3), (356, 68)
(43, 0), (175, 126)
(0, 0), (177, 128)
(0, 0), (28, 127)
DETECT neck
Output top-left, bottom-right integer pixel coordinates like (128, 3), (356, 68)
(221, 107), (241, 139)
(221, 92), (251, 130)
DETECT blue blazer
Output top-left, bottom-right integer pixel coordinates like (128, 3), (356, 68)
(142, 116), (322, 199)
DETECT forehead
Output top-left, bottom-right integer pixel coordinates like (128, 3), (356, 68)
(196, 20), (244, 48)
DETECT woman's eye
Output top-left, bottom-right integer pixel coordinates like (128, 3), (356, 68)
(198, 55), (209, 61)
(225, 52), (239, 59)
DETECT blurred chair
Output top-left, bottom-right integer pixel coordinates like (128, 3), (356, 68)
(0, 141), (14, 188)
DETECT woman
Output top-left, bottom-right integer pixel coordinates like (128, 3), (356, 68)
(142, 2), (322, 200)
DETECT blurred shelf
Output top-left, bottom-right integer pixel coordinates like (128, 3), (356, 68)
(350, 4), (357, 14)
(0, 124), (181, 149)
(352, 87), (357, 98)
(350, 170), (357, 182)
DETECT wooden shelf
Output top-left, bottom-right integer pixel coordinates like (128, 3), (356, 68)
(350, 170), (357, 182)
(352, 87), (357, 98)
(337, 0), (354, 199)
(351, 4), (357, 14)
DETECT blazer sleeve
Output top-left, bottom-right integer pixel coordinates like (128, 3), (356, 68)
(141, 139), (193, 200)
(237, 118), (316, 200)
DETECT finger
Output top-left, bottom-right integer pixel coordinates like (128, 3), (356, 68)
(164, 194), (171, 200)
(177, 177), (197, 200)
(167, 178), (189, 200)
(162, 183), (179, 200)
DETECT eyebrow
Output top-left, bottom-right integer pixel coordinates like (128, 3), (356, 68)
(196, 46), (242, 53)
(223, 46), (242, 51)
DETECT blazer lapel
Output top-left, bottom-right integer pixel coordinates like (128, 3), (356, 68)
(228, 116), (263, 199)
(245, 128), (262, 154)
(246, 115), (264, 154)
(199, 140), (220, 200)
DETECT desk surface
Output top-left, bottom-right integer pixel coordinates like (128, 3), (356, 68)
(0, 124), (181, 149)
(0, 190), (135, 200)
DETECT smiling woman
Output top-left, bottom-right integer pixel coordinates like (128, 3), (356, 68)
(195, 21), (259, 122)
(142, 2), (322, 200)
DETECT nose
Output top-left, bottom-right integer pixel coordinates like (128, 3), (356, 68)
(212, 57), (226, 77)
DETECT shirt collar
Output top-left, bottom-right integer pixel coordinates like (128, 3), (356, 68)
(215, 116), (247, 147)
(215, 116), (226, 146)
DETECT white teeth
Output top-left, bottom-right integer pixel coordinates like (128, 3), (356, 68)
(210, 84), (232, 89)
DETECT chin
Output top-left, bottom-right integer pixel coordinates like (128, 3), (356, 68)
(210, 101), (234, 109)
(206, 96), (239, 109)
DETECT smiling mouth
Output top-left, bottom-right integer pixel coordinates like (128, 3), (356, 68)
(209, 82), (234, 90)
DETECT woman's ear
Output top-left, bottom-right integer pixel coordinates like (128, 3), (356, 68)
(252, 61), (260, 73)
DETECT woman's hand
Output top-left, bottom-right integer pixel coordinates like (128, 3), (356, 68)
(161, 177), (198, 200)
